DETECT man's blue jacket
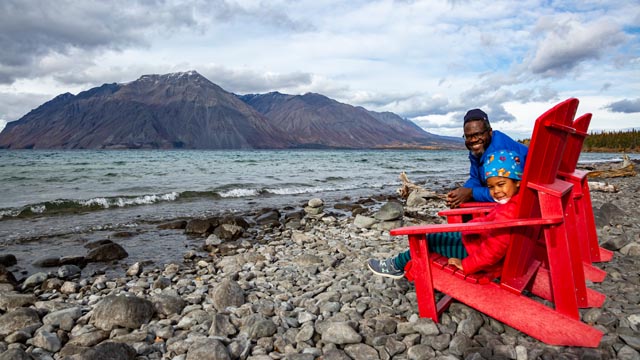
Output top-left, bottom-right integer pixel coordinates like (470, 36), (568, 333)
(463, 130), (529, 202)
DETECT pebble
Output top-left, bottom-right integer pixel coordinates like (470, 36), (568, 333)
(0, 171), (639, 359)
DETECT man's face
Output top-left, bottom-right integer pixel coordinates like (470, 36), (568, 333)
(463, 120), (492, 157)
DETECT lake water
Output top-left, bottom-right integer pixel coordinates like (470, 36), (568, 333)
(0, 149), (635, 276)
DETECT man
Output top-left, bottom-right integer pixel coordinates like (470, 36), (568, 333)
(446, 108), (528, 208)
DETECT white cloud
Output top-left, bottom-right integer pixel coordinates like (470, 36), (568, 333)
(0, 0), (638, 137)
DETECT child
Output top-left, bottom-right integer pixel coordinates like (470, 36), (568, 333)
(368, 149), (524, 279)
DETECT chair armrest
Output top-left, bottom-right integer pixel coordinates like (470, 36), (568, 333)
(460, 202), (496, 208)
(390, 217), (563, 236)
(438, 206), (494, 217)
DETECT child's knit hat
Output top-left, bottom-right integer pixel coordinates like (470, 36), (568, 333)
(483, 150), (523, 181)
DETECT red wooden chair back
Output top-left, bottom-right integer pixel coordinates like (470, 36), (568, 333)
(499, 98), (577, 290)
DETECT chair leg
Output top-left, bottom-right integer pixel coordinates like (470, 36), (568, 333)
(407, 234), (439, 321)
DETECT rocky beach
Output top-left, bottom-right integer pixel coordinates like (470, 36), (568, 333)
(1, 160), (639, 360)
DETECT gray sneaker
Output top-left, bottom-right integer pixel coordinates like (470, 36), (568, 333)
(367, 258), (404, 279)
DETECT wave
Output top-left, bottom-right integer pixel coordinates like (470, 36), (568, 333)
(0, 192), (180, 220)
(0, 181), (398, 221)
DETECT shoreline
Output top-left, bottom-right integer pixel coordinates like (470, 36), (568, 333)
(0, 161), (639, 359)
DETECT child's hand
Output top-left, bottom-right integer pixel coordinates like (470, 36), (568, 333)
(448, 258), (463, 271)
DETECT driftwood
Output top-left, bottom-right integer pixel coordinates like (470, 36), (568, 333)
(587, 154), (637, 179)
(587, 181), (618, 193)
(397, 172), (445, 202)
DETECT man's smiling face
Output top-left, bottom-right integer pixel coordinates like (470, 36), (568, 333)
(463, 120), (492, 158)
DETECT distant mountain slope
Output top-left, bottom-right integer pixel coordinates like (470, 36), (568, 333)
(239, 92), (463, 149)
(0, 71), (290, 149)
(0, 71), (463, 150)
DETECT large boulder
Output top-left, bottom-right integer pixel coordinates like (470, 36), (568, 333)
(0, 307), (42, 337)
(90, 294), (154, 331)
(209, 279), (245, 311)
(375, 201), (404, 221)
(85, 242), (128, 263)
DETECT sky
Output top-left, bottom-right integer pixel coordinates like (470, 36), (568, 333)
(0, 0), (638, 140)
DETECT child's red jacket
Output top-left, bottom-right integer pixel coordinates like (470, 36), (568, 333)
(460, 192), (522, 276)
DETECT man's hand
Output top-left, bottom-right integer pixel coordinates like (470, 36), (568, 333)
(448, 257), (463, 271)
(446, 187), (473, 208)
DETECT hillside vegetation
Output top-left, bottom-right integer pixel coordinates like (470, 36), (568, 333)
(520, 129), (639, 152)
(583, 129), (639, 152)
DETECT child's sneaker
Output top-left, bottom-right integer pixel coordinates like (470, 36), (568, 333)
(367, 258), (404, 279)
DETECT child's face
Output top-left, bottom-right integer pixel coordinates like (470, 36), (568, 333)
(486, 176), (520, 202)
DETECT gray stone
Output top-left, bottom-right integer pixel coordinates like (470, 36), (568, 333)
(0, 254), (17, 267)
(448, 334), (474, 356)
(21, 272), (48, 289)
(375, 201), (404, 221)
(413, 318), (439, 336)
(308, 198), (324, 208)
(209, 314), (237, 337)
(304, 206), (323, 215)
(31, 329), (61, 353)
(126, 262), (142, 276)
(0, 307), (42, 337)
(321, 349), (351, 360)
(185, 338), (230, 360)
(151, 294), (186, 316)
(66, 330), (110, 347)
(457, 312), (484, 337)
(60, 281), (80, 294)
(295, 324), (315, 342)
(42, 306), (82, 331)
(0, 293), (36, 311)
(90, 294), (155, 331)
(321, 322), (362, 344)
(157, 220), (187, 229)
(620, 242), (640, 256)
(85, 242), (128, 262)
(621, 334), (640, 351)
(57, 264), (81, 279)
(32, 256), (61, 267)
(0, 348), (33, 360)
(0, 266), (18, 288)
(406, 190), (427, 207)
(407, 344), (435, 360)
(493, 344), (517, 359)
(431, 333), (451, 351)
(73, 342), (137, 360)
(344, 343), (378, 360)
(213, 223), (244, 241)
(185, 218), (215, 235)
(210, 278), (245, 311)
(384, 337), (406, 357)
(617, 345), (640, 360)
(255, 210), (280, 226)
(354, 214), (376, 229)
(246, 319), (277, 339)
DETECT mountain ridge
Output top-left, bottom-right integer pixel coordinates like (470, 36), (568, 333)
(0, 71), (463, 150)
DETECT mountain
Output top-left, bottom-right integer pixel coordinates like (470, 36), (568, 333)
(0, 71), (290, 149)
(238, 92), (463, 149)
(0, 71), (463, 150)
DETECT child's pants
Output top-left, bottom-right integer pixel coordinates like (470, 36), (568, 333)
(394, 232), (467, 270)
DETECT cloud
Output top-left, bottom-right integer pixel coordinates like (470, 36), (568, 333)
(0, 91), (52, 122)
(198, 65), (314, 94)
(605, 98), (640, 113)
(0, 0), (311, 85)
(528, 18), (628, 77)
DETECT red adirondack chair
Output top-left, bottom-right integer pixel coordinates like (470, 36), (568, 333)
(390, 98), (604, 347)
(558, 113), (614, 264)
(443, 113), (610, 283)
